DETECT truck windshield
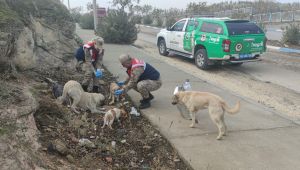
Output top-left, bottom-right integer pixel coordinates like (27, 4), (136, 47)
(225, 21), (264, 35)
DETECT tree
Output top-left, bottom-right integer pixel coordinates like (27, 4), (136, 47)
(186, 2), (207, 15)
(97, 0), (139, 43)
(69, 7), (82, 22)
(151, 8), (164, 27)
(79, 12), (94, 29)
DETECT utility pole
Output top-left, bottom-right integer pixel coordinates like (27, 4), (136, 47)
(68, 0), (70, 10)
(93, 0), (98, 31)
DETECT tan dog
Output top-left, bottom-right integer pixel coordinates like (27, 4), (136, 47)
(108, 82), (125, 105)
(172, 91), (240, 140)
(58, 80), (105, 114)
(101, 108), (128, 129)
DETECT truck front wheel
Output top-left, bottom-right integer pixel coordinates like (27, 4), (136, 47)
(158, 39), (169, 56)
(194, 49), (209, 70)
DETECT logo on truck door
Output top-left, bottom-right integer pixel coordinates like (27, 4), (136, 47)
(201, 34), (206, 41)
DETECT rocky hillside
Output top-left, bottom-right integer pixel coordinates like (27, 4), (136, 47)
(0, 0), (76, 73)
(0, 0), (77, 169)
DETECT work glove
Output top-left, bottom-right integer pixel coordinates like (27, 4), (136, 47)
(116, 81), (125, 86)
(94, 69), (102, 78)
(114, 89), (124, 96)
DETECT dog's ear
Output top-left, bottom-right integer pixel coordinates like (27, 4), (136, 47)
(120, 109), (128, 119)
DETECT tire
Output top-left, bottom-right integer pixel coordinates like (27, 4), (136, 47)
(158, 39), (169, 56)
(194, 49), (209, 70)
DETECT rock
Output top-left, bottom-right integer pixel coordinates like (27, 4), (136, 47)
(174, 158), (181, 162)
(105, 156), (113, 163)
(143, 145), (151, 150)
(129, 150), (136, 155)
(70, 119), (84, 128)
(79, 128), (87, 136)
(120, 139), (126, 143)
(66, 155), (75, 163)
(52, 139), (68, 155)
(78, 138), (96, 148)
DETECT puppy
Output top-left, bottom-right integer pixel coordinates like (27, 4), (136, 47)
(57, 80), (105, 114)
(101, 108), (127, 129)
(108, 82), (125, 105)
(172, 91), (240, 140)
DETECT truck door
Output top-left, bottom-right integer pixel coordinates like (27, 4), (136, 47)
(169, 19), (187, 52)
(183, 19), (199, 53)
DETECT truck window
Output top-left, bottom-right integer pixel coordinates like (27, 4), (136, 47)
(200, 22), (224, 34)
(171, 20), (186, 32)
(225, 21), (264, 35)
(185, 19), (199, 32)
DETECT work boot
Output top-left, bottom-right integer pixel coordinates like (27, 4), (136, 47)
(92, 86), (99, 93)
(140, 93), (154, 103)
(139, 101), (151, 109)
(82, 85), (88, 92)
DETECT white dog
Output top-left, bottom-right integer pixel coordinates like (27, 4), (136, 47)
(172, 87), (240, 140)
(58, 80), (105, 114)
(101, 108), (127, 130)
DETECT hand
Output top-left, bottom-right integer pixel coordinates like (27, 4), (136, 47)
(94, 69), (102, 78)
(114, 89), (124, 95)
(116, 81), (125, 86)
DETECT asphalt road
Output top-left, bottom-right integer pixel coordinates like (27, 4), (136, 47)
(76, 24), (300, 170)
(138, 25), (300, 93)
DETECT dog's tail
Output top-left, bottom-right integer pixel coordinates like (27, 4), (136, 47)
(222, 101), (240, 115)
(44, 77), (57, 85)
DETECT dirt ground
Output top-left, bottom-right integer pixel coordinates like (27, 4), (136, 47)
(17, 65), (190, 169)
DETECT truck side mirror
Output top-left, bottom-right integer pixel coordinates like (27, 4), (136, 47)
(167, 27), (171, 31)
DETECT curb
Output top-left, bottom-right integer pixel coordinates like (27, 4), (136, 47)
(267, 45), (300, 54)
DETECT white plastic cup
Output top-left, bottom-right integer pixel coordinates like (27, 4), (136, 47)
(111, 141), (116, 148)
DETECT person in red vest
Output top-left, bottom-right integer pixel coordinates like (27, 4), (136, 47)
(81, 37), (104, 92)
(115, 54), (162, 109)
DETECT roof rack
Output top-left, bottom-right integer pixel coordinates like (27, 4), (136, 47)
(186, 14), (215, 18)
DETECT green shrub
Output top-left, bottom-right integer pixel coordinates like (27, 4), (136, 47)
(97, 9), (138, 44)
(131, 15), (142, 24)
(142, 15), (153, 25)
(282, 24), (300, 45)
(79, 13), (94, 30)
(165, 17), (176, 28)
(154, 18), (163, 27)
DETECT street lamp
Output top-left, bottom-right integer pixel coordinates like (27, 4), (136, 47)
(93, 0), (98, 31)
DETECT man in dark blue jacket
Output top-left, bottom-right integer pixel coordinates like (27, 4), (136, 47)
(116, 54), (162, 109)
(75, 41), (85, 72)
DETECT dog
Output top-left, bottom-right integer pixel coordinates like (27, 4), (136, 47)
(108, 82), (125, 105)
(172, 90), (240, 140)
(57, 80), (105, 114)
(44, 77), (64, 98)
(101, 107), (128, 129)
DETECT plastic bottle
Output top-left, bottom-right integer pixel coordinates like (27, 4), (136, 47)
(183, 79), (192, 91)
(130, 107), (140, 116)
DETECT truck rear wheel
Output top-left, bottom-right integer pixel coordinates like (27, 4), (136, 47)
(158, 39), (169, 56)
(195, 49), (209, 70)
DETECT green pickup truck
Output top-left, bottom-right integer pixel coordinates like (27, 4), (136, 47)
(156, 17), (267, 69)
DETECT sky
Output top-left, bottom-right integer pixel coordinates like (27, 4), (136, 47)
(62, 0), (299, 12)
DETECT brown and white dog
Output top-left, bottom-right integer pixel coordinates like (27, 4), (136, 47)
(57, 80), (105, 114)
(172, 88), (240, 140)
(108, 82), (125, 105)
(101, 107), (128, 129)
